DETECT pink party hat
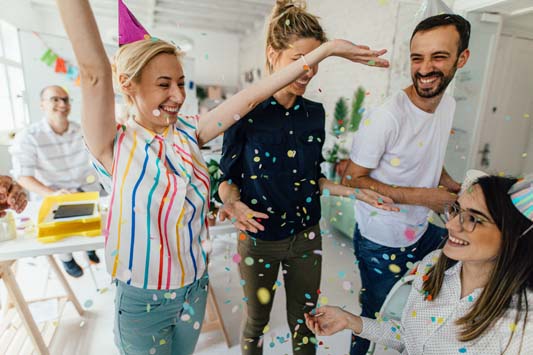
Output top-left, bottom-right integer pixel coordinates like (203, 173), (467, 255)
(118, 0), (149, 46)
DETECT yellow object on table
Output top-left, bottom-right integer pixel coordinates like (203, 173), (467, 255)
(37, 192), (101, 243)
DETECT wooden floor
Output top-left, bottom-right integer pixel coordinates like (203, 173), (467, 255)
(0, 224), (397, 355)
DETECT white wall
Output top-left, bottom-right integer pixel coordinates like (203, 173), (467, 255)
(0, 0), (241, 89)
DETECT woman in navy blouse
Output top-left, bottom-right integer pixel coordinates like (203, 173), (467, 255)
(218, 1), (394, 354)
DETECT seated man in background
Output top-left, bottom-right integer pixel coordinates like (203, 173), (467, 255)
(9, 85), (101, 278)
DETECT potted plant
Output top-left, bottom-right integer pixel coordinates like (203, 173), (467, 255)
(325, 87), (366, 179)
(206, 158), (223, 226)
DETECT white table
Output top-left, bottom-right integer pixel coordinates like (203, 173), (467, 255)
(0, 201), (237, 355)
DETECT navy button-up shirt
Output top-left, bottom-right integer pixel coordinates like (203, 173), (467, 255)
(220, 96), (326, 241)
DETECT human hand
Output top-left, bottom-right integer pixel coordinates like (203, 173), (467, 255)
(424, 188), (458, 214)
(218, 200), (269, 233)
(304, 306), (355, 336)
(0, 175), (28, 216)
(356, 189), (399, 212)
(327, 39), (389, 68)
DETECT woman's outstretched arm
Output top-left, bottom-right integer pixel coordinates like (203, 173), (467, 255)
(197, 40), (388, 147)
(56, 0), (116, 173)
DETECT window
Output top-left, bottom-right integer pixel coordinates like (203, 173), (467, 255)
(0, 20), (28, 132)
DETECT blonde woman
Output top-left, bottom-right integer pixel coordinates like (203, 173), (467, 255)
(55, 1), (389, 354)
(218, 1), (395, 354)
(306, 176), (533, 354)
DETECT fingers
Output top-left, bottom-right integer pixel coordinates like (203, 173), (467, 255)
(249, 210), (269, 219)
(0, 175), (14, 202)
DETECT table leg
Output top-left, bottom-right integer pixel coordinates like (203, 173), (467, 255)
(0, 261), (50, 355)
(46, 256), (84, 316)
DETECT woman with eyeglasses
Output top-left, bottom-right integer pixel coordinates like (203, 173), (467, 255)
(305, 175), (533, 354)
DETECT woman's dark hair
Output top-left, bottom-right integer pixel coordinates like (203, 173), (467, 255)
(411, 14), (471, 56)
(423, 176), (533, 350)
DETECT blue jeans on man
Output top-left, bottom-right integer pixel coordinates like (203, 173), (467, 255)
(350, 223), (447, 355)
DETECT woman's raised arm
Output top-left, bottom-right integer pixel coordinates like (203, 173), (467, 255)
(56, 0), (116, 172)
(197, 39), (388, 147)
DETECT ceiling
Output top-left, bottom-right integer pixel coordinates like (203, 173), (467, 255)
(31, 0), (273, 36)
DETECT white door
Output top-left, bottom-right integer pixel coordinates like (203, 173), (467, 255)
(444, 12), (502, 181)
(475, 35), (533, 176)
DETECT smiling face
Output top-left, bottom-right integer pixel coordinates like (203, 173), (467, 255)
(443, 184), (502, 264)
(267, 37), (322, 97)
(40, 86), (71, 122)
(123, 53), (186, 133)
(410, 25), (469, 98)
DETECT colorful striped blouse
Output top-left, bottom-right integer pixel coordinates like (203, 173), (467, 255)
(92, 116), (209, 290)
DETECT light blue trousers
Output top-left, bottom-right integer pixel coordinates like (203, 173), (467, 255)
(114, 273), (209, 355)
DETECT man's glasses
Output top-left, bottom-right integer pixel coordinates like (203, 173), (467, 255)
(443, 202), (494, 233)
(46, 96), (71, 105)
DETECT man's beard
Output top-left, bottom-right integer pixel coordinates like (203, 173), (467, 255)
(412, 62), (457, 98)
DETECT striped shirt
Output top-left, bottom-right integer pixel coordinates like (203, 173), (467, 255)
(92, 116), (209, 290)
(360, 250), (533, 354)
(9, 119), (97, 197)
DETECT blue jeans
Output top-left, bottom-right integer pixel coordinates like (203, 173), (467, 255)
(114, 273), (209, 355)
(350, 224), (446, 355)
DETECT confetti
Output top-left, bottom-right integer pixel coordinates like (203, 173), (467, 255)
(181, 314), (191, 321)
(368, 60), (376, 66)
(86, 175), (96, 184)
(149, 348), (156, 355)
(285, 19), (290, 26)
(390, 157), (401, 167)
(257, 288), (271, 304)
(244, 257), (254, 266)
(152, 109), (161, 117)
(193, 321), (201, 330)
(287, 150), (296, 158)
(232, 253), (242, 264)
(404, 228), (416, 241)
(308, 231), (316, 240)
(233, 114), (241, 121)
(458, 347), (467, 353)
(388, 264), (401, 273)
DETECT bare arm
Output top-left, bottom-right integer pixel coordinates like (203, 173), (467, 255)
(341, 160), (456, 213)
(439, 168), (461, 193)
(56, 0), (116, 173)
(17, 176), (72, 198)
(318, 178), (398, 211)
(17, 176), (55, 197)
(197, 41), (389, 146)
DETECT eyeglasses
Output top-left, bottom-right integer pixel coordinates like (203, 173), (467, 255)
(443, 202), (494, 233)
(46, 96), (71, 105)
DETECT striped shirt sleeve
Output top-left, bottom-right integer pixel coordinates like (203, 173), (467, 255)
(9, 130), (37, 178)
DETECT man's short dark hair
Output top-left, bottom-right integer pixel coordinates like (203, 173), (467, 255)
(411, 14), (471, 55)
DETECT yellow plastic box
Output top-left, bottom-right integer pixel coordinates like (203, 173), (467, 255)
(37, 192), (102, 243)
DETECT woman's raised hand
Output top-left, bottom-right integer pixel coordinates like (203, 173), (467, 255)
(327, 39), (389, 67)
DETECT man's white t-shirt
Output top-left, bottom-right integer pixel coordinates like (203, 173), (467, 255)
(349, 90), (455, 247)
